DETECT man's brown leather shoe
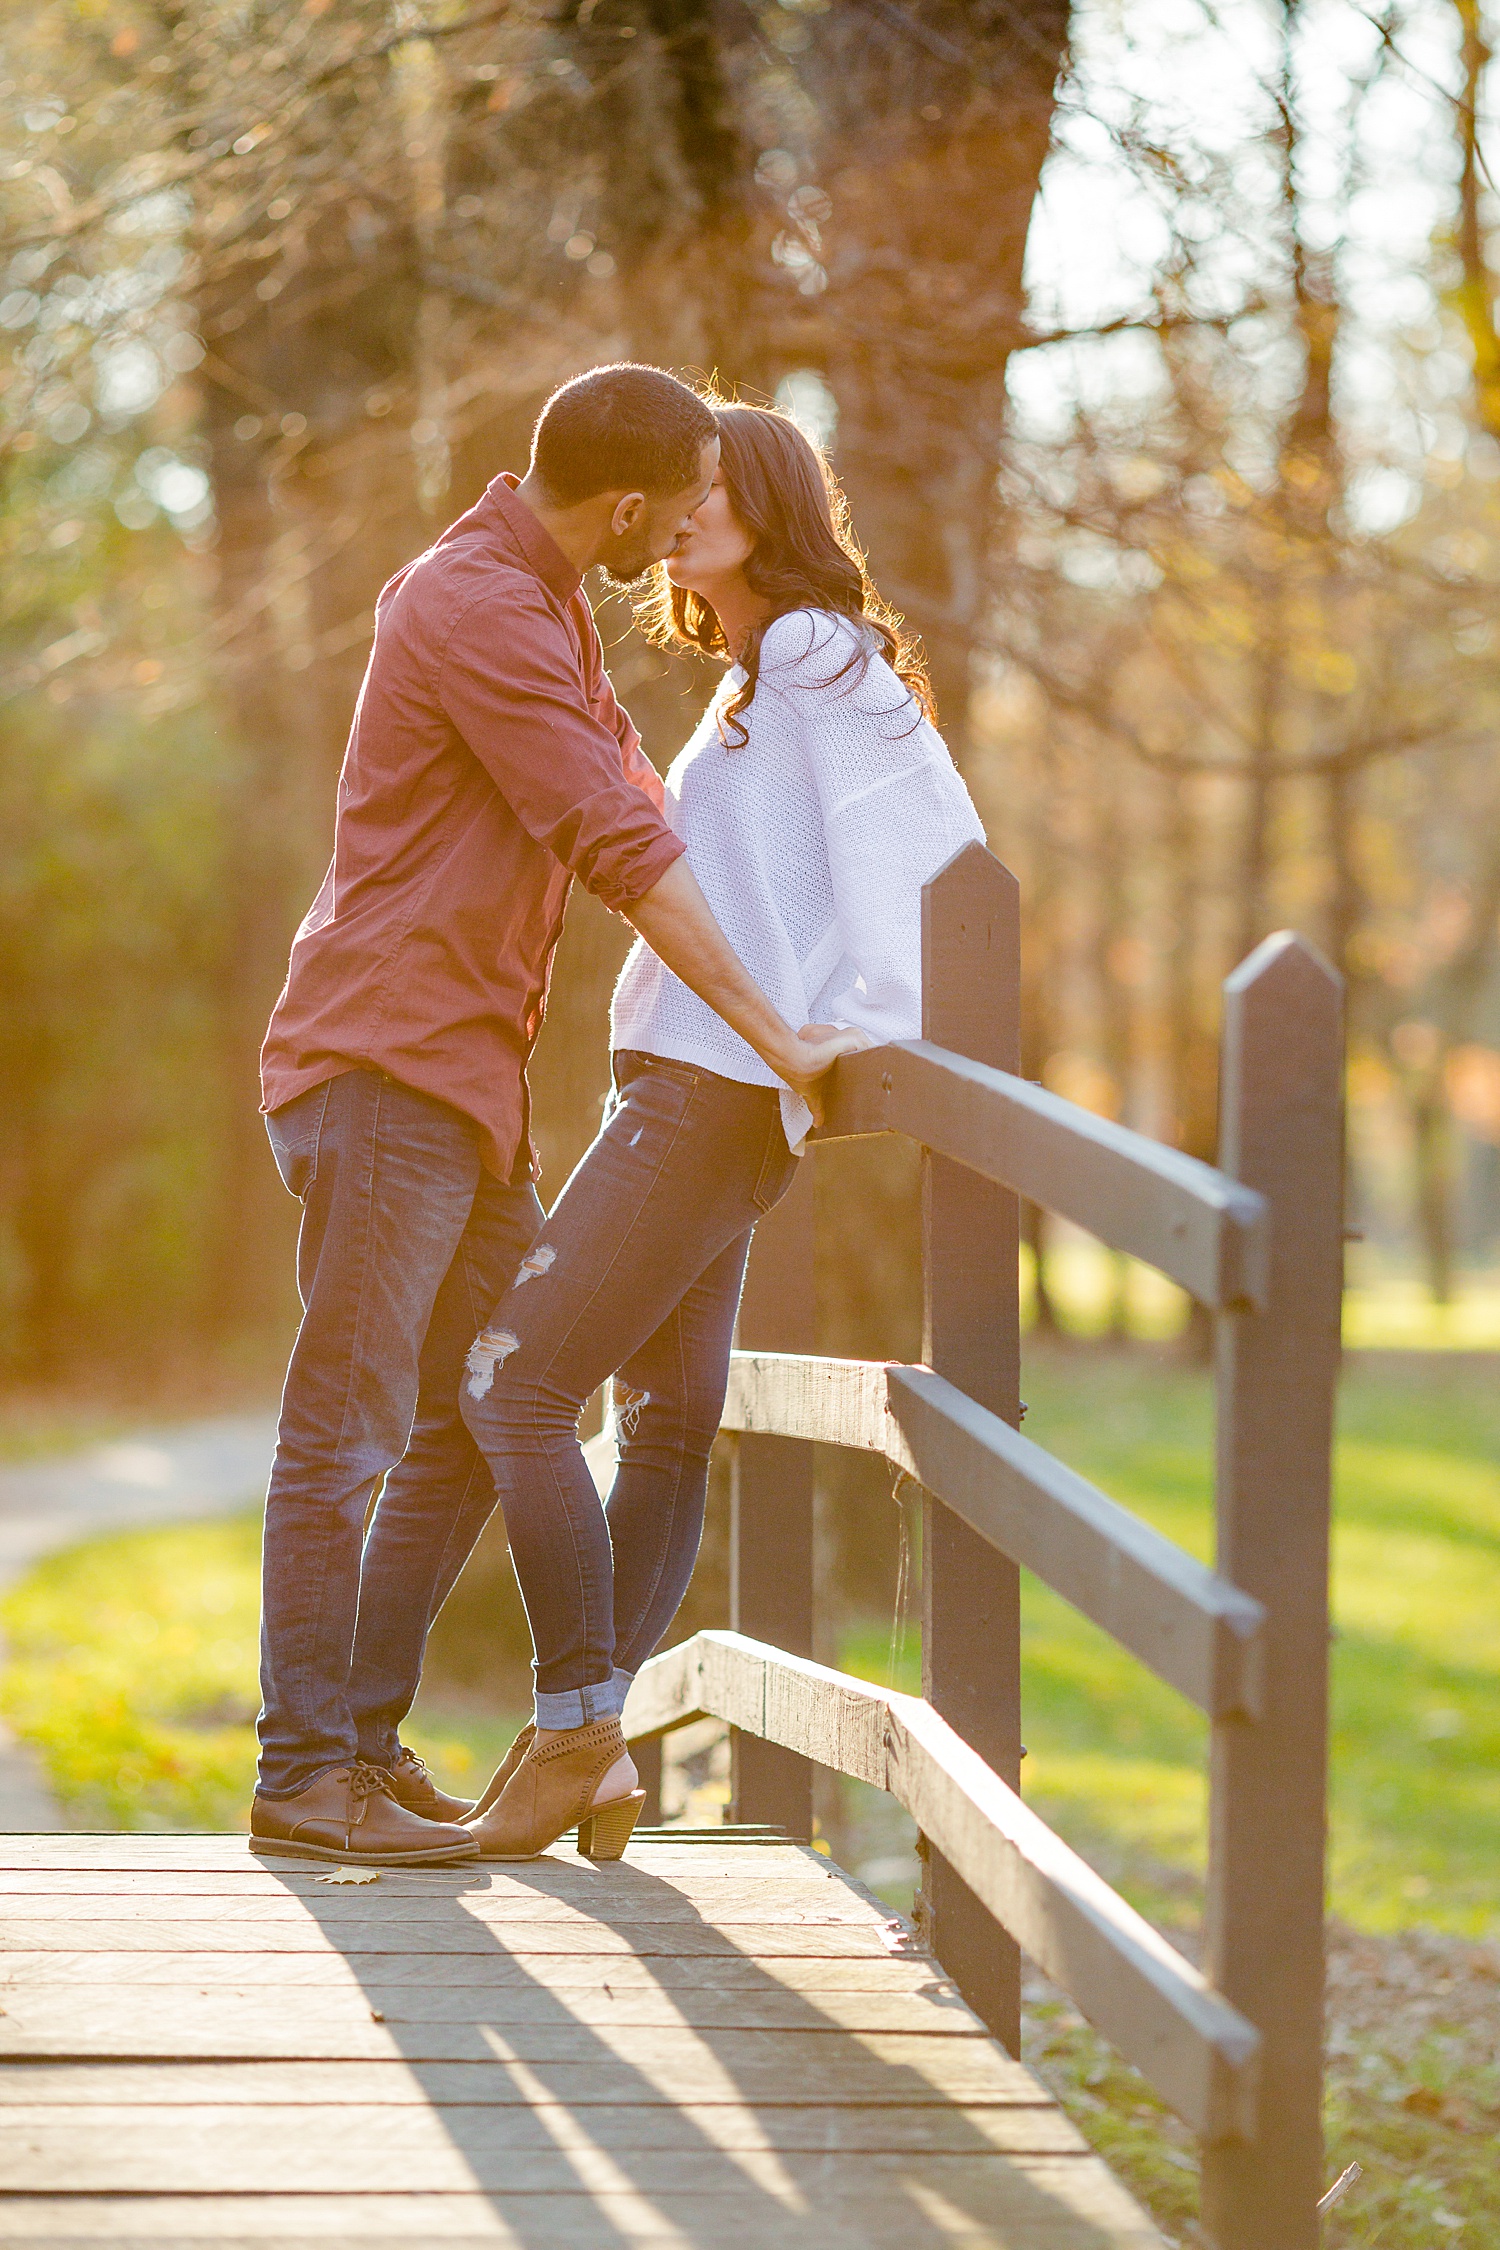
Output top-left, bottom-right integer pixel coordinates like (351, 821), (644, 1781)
(385, 1746), (475, 1822)
(250, 1763), (479, 1865)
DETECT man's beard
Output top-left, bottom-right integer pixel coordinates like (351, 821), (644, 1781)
(597, 529), (667, 592)
(593, 560), (652, 594)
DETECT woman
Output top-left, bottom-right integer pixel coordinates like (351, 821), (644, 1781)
(457, 401), (986, 1860)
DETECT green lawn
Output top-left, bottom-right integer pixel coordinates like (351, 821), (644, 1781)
(0, 1405), (139, 1467)
(1020, 1938), (1500, 2250)
(0, 1512), (524, 1829)
(1025, 1349), (1500, 1938)
(838, 1351), (1500, 1938)
(838, 1348), (1500, 2244)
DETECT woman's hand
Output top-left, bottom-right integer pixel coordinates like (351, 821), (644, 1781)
(773, 1023), (874, 1128)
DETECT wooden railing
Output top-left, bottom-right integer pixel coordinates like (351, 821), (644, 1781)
(617, 842), (1345, 2250)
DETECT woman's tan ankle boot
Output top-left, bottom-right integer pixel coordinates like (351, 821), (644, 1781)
(468, 1722), (536, 1820)
(465, 1717), (645, 1862)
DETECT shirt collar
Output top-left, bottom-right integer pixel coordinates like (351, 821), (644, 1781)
(479, 472), (583, 604)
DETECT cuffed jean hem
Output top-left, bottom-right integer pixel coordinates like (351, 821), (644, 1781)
(534, 1668), (635, 1729)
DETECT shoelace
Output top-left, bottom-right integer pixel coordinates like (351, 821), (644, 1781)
(396, 1750), (430, 1783)
(348, 1762), (396, 1827)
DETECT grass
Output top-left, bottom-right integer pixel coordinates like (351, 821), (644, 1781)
(1022, 1931), (1500, 2250)
(840, 1351), (1500, 1938)
(831, 1348), (1500, 2244)
(1023, 1350), (1500, 1938)
(0, 1513), (524, 1829)
(0, 1403), (138, 1466)
(1027, 1239), (1500, 1351)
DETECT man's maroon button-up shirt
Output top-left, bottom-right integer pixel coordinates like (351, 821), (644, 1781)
(260, 474), (685, 1181)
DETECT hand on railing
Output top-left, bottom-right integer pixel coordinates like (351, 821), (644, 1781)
(778, 1022), (875, 1128)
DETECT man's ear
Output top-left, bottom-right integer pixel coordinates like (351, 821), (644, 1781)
(609, 491), (647, 539)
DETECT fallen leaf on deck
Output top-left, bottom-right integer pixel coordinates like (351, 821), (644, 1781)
(316, 1867), (380, 1885)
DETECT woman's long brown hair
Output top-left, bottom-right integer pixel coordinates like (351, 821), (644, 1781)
(635, 399), (934, 748)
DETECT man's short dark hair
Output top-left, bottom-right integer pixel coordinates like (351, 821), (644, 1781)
(530, 364), (716, 507)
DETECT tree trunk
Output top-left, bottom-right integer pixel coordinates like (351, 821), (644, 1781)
(1412, 1076), (1455, 1306)
(1453, 0), (1500, 437)
(1095, 763), (1134, 1339)
(797, 0), (1071, 766)
(1323, 758), (1363, 991)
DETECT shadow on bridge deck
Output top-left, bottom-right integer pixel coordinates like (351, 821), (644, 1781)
(0, 1829), (1164, 2248)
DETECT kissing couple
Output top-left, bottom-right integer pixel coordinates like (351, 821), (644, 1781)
(250, 363), (984, 1868)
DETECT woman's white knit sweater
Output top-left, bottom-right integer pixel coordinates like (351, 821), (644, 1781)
(610, 608), (986, 1150)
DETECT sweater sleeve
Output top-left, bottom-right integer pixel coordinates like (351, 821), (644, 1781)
(764, 613), (986, 1048)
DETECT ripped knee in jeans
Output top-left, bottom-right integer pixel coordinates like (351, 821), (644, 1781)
(464, 1243), (559, 1402)
(612, 1381), (651, 1440)
(465, 1326), (520, 1400)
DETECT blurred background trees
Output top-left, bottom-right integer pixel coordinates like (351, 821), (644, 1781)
(1, 0), (1498, 1396)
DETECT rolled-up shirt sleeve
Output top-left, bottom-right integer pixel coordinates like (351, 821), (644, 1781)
(592, 649), (670, 816)
(435, 583), (684, 910)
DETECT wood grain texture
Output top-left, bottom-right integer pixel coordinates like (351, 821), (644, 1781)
(3, 2143), (1116, 2199)
(0, 2027), (1056, 2099)
(0, 1857), (817, 1884)
(720, 1352), (1265, 1718)
(0, 1831), (1164, 2249)
(625, 1634), (1258, 2142)
(0, 1984), (997, 2051)
(0, 1919), (915, 1957)
(1201, 937), (1344, 2248)
(0, 1881), (893, 1922)
(0, 2053), (1048, 2106)
(0, 2168), (1166, 2247)
(0, 1837), (811, 1872)
(916, 845), (1024, 2054)
(0, 2105), (1090, 2188)
(728, 1156), (816, 1839)
(0, 2101), (1074, 2149)
(0, 1951), (949, 1993)
(817, 1040), (1267, 1309)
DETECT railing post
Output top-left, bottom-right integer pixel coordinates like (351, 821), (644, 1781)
(728, 1154), (816, 1836)
(917, 842), (1024, 2054)
(632, 1737), (663, 1825)
(1202, 934), (1343, 2247)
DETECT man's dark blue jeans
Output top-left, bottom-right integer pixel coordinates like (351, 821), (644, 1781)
(258, 1067), (543, 1799)
(459, 1050), (797, 1728)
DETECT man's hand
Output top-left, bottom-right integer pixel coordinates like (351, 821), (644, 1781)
(778, 1023), (874, 1129)
(623, 862), (877, 1127)
(623, 861), (853, 1106)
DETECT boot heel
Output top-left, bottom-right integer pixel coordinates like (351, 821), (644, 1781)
(577, 1789), (646, 1862)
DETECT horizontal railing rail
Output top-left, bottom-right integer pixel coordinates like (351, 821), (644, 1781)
(721, 1351), (1267, 1720)
(623, 1630), (1261, 2144)
(817, 1041), (1269, 1310)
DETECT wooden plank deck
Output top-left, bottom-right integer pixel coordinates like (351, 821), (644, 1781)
(0, 1831), (1165, 2248)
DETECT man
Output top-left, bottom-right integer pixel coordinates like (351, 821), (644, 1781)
(252, 364), (850, 1865)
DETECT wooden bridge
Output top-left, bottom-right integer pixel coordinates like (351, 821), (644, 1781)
(0, 845), (1344, 2249)
(0, 1825), (1162, 2246)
